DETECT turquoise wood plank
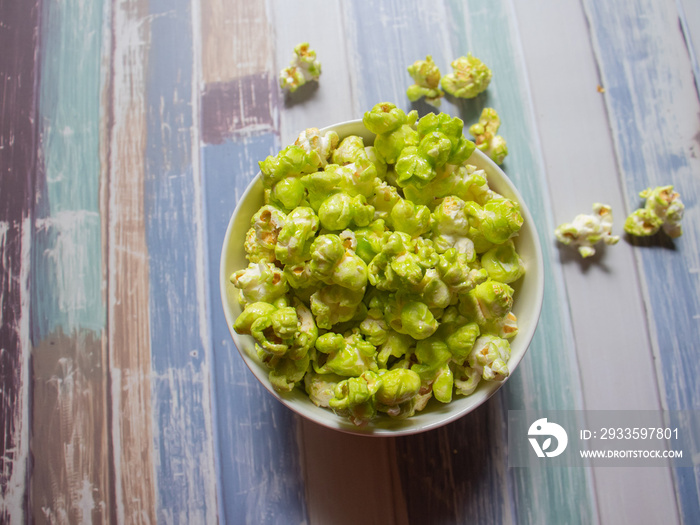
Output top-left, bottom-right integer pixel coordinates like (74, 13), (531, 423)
(28, 0), (113, 521)
(445, 1), (597, 523)
(0, 0), (40, 520)
(582, 1), (700, 522)
(143, 0), (218, 520)
(203, 133), (310, 525)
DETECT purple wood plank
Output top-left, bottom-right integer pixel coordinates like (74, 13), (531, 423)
(0, 0), (40, 520)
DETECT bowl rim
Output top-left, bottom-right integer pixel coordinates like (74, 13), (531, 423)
(220, 118), (545, 436)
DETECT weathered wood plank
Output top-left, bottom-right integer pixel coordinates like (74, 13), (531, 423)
(105, 0), (157, 521)
(143, 0), (219, 520)
(28, 0), (112, 522)
(513, 1), (681, 523)
(444, 1), (598, 523)
(582, 1), (700, 522)
(0, 0), (40, 522)
(199, 2), (313, 520)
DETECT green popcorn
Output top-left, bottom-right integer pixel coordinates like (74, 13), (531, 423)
(329, 371), (381, 426)
(268, 177), (306, 211)
(388, 198), (431, 237)
(451, 362), (481, 396)
(555, 203), (620, 258)
(365, 145), (388, 180)
(362, 102), (410, 135)
(369, 181), (402, 220)
(331, 249), (369, 291)
(443, 320), (481, 363)
(436, 248), (488, 295)
(279, 42), (322, 93)
(275, 206), (320, 265)
(244, 205), (287, 263)
(441, 53), (492, 99)
(449, 168), (495, 206)
(398, 300), (439, 340)
(318, 192), (375, 231)
(288, 299), (319, 359)
(395, 146), (437, 189)
(411, 337), (453, 403)
(624, 185), (685, 238)
(416, 112), (475, 166)
(315, 331), (378, 377)
(230, 261), (288, 306)
(368, 232), (426, 291)
(418, 131), (452, 167)
(459, 279), (514, 326)
(309, 234), (346, 280)
(267, 352), (311, 393)
(328, 160), (378, 199)
(301, 168), (343, 211)
(481, 311), (519, 340)
(430, 195), (477, 257)
(354, 219), (390, 264)
(417, 268), (452, 309)
(309, 234), (368, 291)
(332, 135), (369, 165)
(295, 127), (339, 169)
(406, 55), (444, 106)
(310, 284), (366, 329)
(374, 122), (420, 165)
(246, 300), (318, 362)
(376, 330), (414, 369)
(359, 308), (390, 347)
(465, 198), (523, 245)
(469, 107), (508, 165)
(468, 334), (511, 381)
(480, 240), (525, 284)
(251, 306), (299, 356)
(375, 368), (422, 406)
(304, 371), (345, 407)
(233, 302), (278, 335)
(259, 144), (317, 188)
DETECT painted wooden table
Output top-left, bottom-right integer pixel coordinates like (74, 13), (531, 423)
(2, 0), (699, 523)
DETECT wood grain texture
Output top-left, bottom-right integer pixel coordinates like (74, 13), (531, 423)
(201, 0), (273, 83)
(29, 0), (112, 522)
(143, 0), (219, 520)
(512, 0), (680, 523)
(582, 0), (700, 522)
(0, 2), (40, 521)
(199, 0), (312, 522)
(105, 0), (157, 521)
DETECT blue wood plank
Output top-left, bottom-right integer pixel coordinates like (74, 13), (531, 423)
(202, 132), (310, 525)
(583, 1), (700, 522)
(143, 0), (218, 520)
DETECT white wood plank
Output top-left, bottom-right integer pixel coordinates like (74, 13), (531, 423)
(513, 0), (681, 523)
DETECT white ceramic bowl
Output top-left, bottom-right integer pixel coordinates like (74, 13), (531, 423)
(220, 119), (544, 436)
